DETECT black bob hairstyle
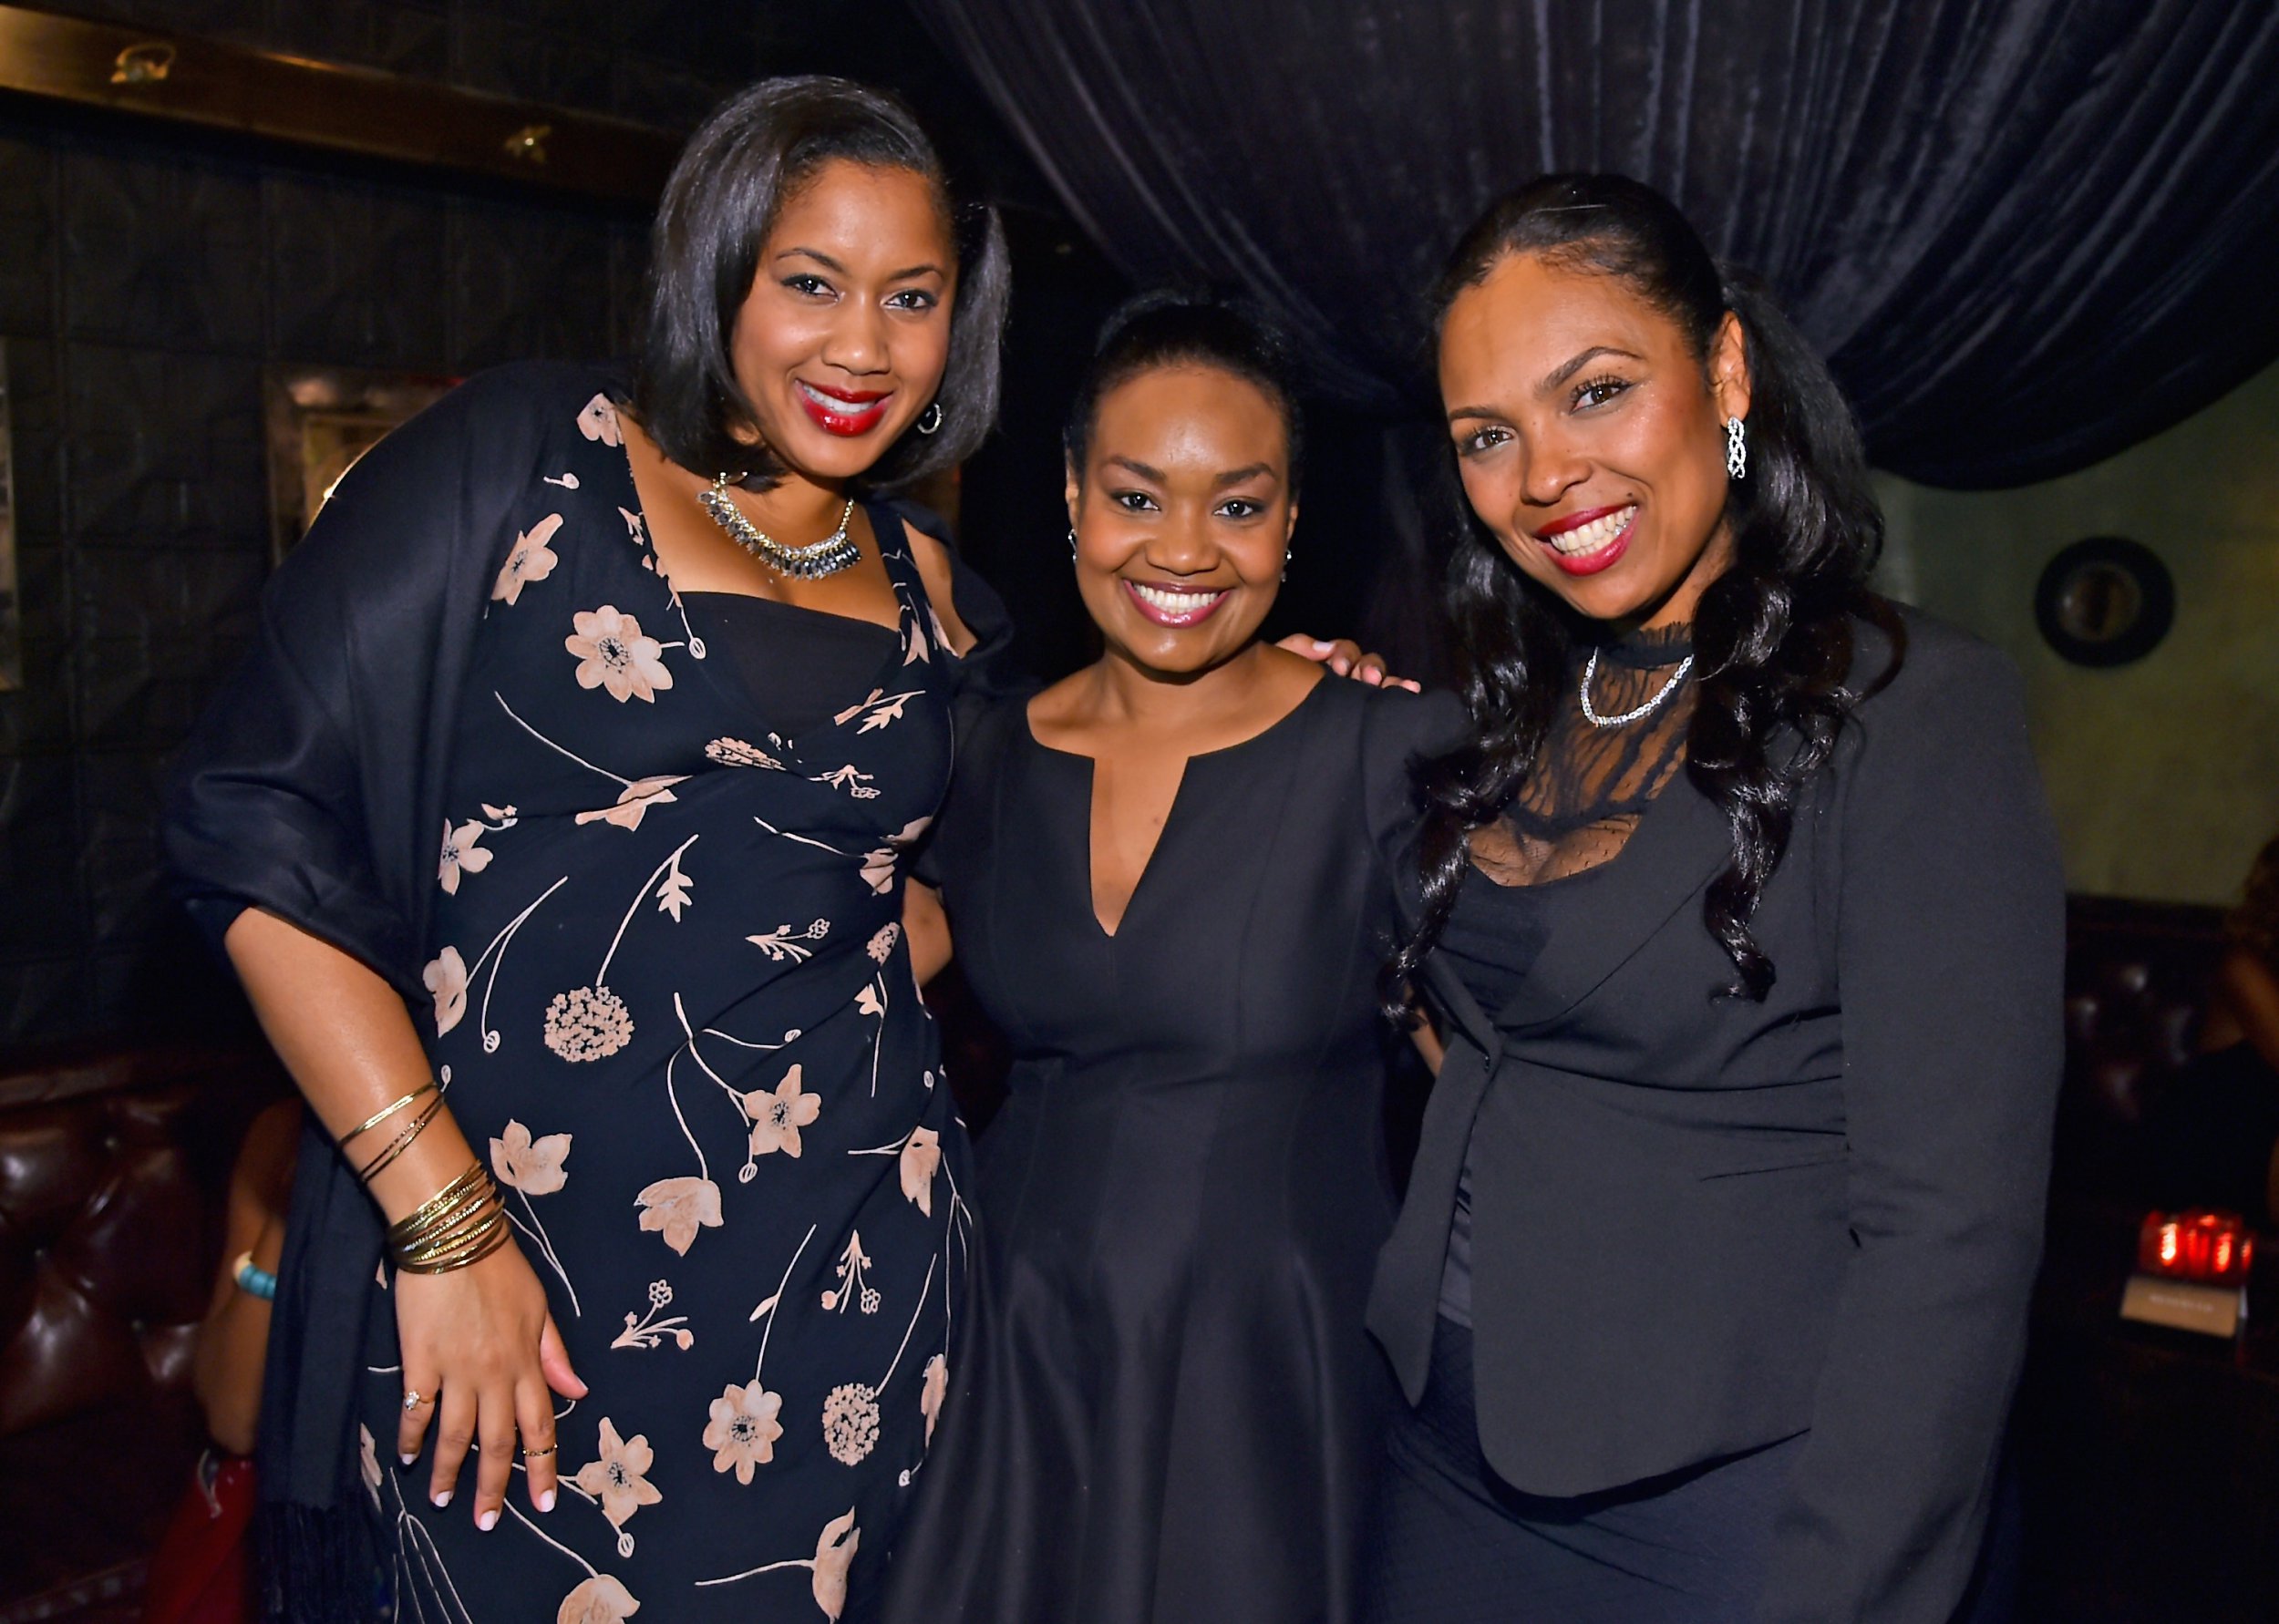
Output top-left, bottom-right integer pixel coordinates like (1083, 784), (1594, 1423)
(633, 75), (1009, 493)
(1064, 290), (1306, 495)
(1388, 172), (1903, 1010)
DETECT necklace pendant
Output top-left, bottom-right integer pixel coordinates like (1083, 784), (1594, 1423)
(697, 477), (861, 580)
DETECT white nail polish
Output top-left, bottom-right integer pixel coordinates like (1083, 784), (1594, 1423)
(399, 1453), (416, 1466)
(432, 1490), (451, 1508)
(478, 1508), (500, 1532)
(537, 1489), (557, 1514)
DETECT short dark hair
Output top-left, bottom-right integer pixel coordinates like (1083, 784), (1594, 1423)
(1064, 291), (1305, 495)
(633, 75), (1008, 492)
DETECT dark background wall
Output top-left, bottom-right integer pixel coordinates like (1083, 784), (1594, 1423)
(0, 0), (1136, 1048)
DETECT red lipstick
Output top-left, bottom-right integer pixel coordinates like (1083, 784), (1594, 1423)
(795, 380), (892, 437)
(1532, 502), (1637, 577)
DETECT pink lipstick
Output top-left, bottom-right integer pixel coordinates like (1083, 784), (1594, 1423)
(1122, 580), (1230, 628)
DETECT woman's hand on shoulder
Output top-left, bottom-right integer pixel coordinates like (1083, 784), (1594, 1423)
(1276, 632), (1421, 692)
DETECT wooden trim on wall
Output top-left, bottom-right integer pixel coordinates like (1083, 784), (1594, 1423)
(0, 3), (681, 203)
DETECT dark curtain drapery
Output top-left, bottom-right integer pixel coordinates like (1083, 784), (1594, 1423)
(913, 0), (2279, 489)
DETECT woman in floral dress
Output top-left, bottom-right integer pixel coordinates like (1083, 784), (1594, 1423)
(165, 78), (1009, 1623)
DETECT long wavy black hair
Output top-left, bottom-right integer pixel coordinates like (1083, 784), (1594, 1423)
(1388, 173), (1903, 1006)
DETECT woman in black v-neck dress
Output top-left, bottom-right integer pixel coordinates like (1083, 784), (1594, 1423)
(881, 298), (1451, 1624)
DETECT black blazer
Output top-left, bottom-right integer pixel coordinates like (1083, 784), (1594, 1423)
(1367, 612), (2064, 1623)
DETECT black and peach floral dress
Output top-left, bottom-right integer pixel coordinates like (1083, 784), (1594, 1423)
(354, 388), (975, 1623)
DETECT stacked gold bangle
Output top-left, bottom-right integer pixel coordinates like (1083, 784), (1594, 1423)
(339, 1081), (439, 1182)
(386, 1162), (510, 1274)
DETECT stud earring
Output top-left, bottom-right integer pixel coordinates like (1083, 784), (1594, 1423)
(916, 401), (944, 437)
(1724, 415), (1748, 480)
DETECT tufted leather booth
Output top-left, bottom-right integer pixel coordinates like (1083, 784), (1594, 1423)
(0, 1043), (284, 1624)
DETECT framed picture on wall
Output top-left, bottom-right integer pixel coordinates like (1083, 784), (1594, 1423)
(263, 365), (459, 565)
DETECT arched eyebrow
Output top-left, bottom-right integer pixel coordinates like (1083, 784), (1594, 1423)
(774, 247), (945, 282)
(1445, 344), (1646, 424)
(1213, 463), (1277, 488)
(1543, 344), (1643, 391)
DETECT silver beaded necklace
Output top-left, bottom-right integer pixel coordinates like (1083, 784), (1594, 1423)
(1578, 645), (1695, 728)
(696, 473), (861, 580)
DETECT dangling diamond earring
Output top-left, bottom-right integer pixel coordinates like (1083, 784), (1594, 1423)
(1067, 527), (1078, 560)
(1281, 546), (1291, 583)
(1725, 415), (1748, 480)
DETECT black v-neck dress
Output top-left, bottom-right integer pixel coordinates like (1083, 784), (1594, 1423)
(881, 674), (1456, 1624)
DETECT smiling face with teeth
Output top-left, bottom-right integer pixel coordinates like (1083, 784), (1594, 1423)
(1439, 250), (1751, 631)
(1066, 364), (1297, 679)
(725, 159), (955, 485)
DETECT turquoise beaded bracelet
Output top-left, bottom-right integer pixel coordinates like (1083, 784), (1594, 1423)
(232, 1250), (277, 1302)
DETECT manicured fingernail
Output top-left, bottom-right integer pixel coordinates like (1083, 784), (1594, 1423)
(1310, 639), (1333, 651)
(432, 1490), (451, 1508)
(478, 1508), (499, 1532)
(400, 1453), (417, 1466)
(537, 1488), (556, 1514)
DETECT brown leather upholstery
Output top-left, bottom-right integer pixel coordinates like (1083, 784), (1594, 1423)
(0, 1044), (283, 1623)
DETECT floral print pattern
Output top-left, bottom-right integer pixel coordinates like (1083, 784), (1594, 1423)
(355, 379), (974, 1621)
(566, 606), (675, 703)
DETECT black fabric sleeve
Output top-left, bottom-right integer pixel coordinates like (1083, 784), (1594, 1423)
(1759, 633), (2065, 1622)
(164, 365), (561, 998)
(1357, 684), (1467, 875)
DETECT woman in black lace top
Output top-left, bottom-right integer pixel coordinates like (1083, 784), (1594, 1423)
(1359, 176), (2064, 1623)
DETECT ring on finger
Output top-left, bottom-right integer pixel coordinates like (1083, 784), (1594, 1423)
(402, 1389), (429, 1412)
(521, 1443), (557, 1459)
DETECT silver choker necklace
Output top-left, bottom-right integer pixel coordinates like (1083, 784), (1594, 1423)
(1579, 645), (1695, 728)
(696, 475), (860, 580)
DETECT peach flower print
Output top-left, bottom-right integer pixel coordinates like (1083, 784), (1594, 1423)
(921, 1353), (948, 1444)
(744, 1064), (821, 1159)
(634, 1175), (722, 1256)
(557, 1574), (638, 1624)
(490, 1120), (571, 1196)
(695, 1507), (859, 1618)
(572, 1417), (661, 1555)
(811, 1507), (861, 1619)
(422, 946), (468, 1036)
(704, 1379), (786, 1484)
(566, 606), (673, 703)
(544, 984), (634, 1063)
(573, 776), (686, 831)
(577, 393), (623, 447)
(492, 513), (564, 606)
(899, 1125), (941, 1217)
(438, 818), (495, 894)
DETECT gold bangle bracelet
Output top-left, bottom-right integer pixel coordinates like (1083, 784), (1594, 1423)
(338, 1082), (438, 1149)
(386, 1164), (489, 1242)
(395, 1193), (504, 1264)
(355, 1090), (448, 1185)
(395, 1207), (510, 1274)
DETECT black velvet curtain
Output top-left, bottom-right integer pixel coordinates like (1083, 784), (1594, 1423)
(914, 0), (2279, 488)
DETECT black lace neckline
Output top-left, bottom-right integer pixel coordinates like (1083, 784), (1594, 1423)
(1591, 621), (1695, 671)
